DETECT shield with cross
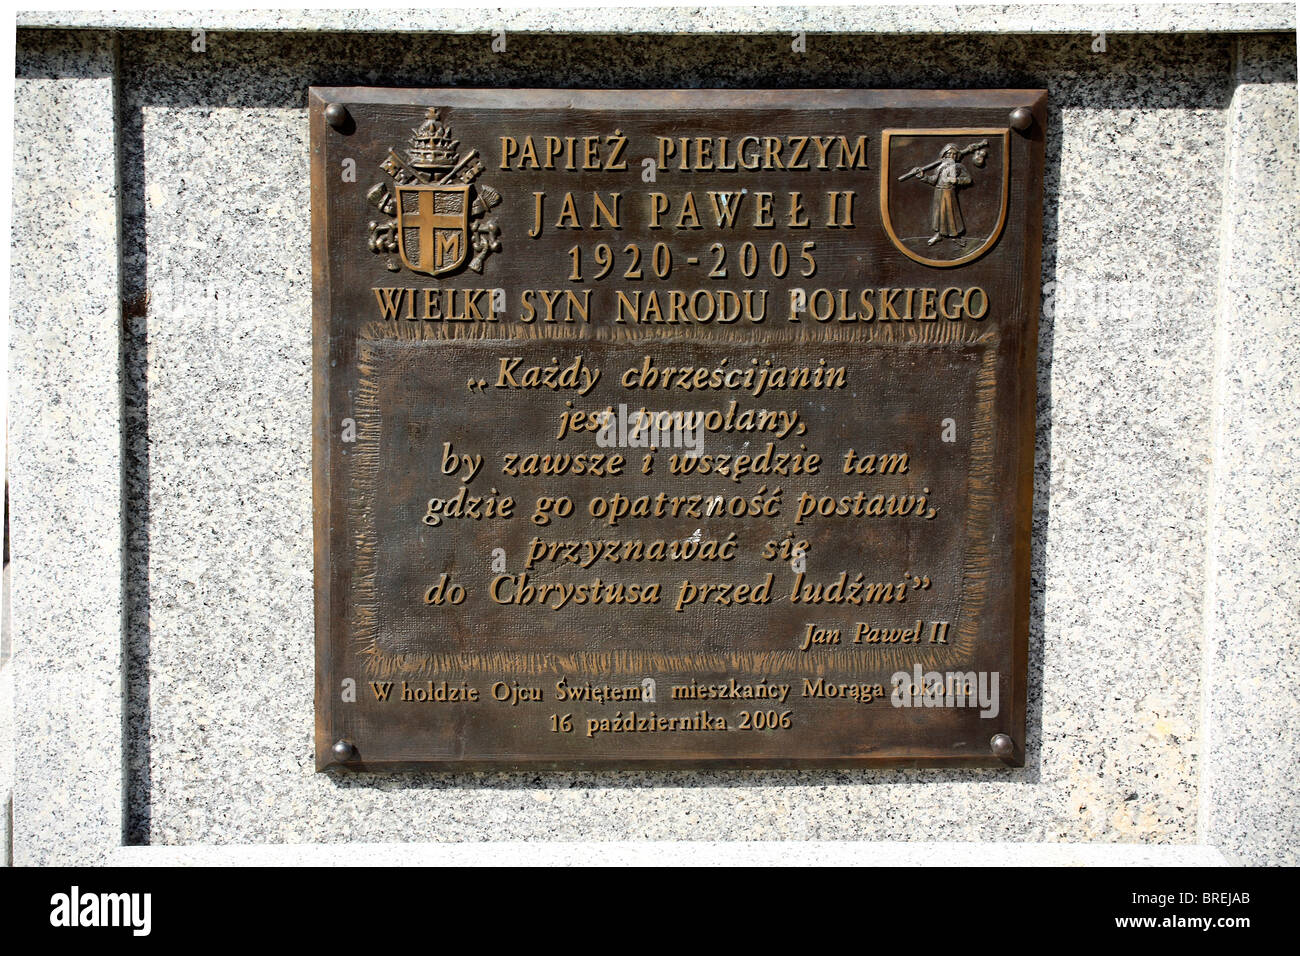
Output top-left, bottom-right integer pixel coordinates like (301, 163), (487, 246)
(395, 183), (470, 276)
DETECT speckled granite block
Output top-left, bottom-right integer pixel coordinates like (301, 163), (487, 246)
(10, 20), (1299, 864)
(15, 4), (1297, 35)
(109, 28), (1236, 849)
(1204, 35), (1300, 866)
(2, 567), (12, 865)
(1, 661), (12, 866)
(107, 840), (1231, 866)
(9, 31), (124, 865)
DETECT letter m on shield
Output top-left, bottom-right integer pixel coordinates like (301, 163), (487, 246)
(395, 184), (470, 275)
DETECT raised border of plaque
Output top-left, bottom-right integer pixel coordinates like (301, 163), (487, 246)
(312, 88), (1045, 771)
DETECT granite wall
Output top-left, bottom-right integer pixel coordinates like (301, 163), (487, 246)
(7, 17), (1298, 864)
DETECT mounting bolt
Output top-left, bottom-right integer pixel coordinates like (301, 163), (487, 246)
(325, 103), (350, 131)
(1009, 107), (1034, 132)
(331, 739), (355, 762)
(990, 733), (1015, 759)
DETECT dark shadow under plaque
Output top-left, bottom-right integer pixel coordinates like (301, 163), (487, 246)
(312, 88), (1045, 770)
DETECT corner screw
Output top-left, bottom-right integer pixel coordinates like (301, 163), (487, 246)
(1009, 107), (1034, 132)
(331, 739), (355, 762)
(325, 103), (350, 130)
(990, 733), (1015, 758)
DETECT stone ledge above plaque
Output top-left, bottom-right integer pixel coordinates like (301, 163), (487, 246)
(311, 88), (1046, 771)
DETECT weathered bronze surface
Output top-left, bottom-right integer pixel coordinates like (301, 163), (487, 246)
(312, 88), (1045, 770)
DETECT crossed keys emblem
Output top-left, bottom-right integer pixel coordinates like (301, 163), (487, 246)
(366, 108), (503, 276)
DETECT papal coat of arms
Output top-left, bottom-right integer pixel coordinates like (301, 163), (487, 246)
(366, 108), (502, 275)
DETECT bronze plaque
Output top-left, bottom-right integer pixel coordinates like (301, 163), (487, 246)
(311, 89), (1044, 770)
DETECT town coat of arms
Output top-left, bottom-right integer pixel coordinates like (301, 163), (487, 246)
(880, 128), (1010, 268)
(366, 108), (502, 276)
